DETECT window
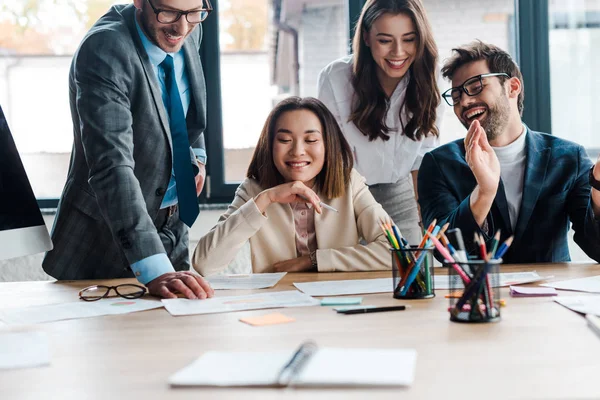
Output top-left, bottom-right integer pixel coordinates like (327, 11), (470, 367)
(0, 1), (120, 204)
(548, 0), (600, 150)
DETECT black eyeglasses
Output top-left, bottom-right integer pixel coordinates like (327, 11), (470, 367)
(146, 0), (212, 24)
(78, 284), (147, 302)
(442, 73), (510, 106)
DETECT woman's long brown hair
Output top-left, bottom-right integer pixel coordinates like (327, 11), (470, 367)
(350, 0), (439, 142)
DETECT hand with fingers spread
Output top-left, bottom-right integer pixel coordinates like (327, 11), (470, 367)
(146, 271), (214, 300)
(253, 181), (323, 214)
(273, 256), (315, 272)
(464, 120), (500, 227)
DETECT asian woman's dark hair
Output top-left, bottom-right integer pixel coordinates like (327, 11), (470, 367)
(247, 97), (354, 199)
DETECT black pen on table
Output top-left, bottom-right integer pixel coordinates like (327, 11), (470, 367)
(338, 305), (406, 315)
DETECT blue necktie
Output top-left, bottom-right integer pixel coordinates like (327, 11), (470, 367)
(160, 55), (198, 227)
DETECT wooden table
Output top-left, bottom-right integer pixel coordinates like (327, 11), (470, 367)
(1, 263), (600, 400)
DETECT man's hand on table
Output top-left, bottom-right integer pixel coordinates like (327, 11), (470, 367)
(146, 271), (214, 299)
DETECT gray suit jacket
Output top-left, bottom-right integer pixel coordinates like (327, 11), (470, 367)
(43, 4), (206, 279)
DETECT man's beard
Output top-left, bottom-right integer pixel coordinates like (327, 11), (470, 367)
(481, 91), (511, 142)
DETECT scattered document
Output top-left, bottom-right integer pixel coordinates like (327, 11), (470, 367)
(293, 278), (392, 297)
(206, 272), (287, 290)
(434, 271), (548, 289)
(541, 275), (600, 293)
(162, 290), (319, 316)
(240, 313), (295, 327)
(0, 298), (163, 325)
(554, 295), (600, 316)
(0, 331), (50, 370)
(169, 344), (417, 387)
(510, 286), (557, 297)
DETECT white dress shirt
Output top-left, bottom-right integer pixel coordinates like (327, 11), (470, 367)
(493, 125), (528, 231)
(317, 55), (443, 185)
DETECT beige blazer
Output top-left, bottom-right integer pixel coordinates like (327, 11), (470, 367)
(192, 169), (392, 276)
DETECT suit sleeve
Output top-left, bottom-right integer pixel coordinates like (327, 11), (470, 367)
(74, 32), (166, 265)
(569, 146), (600, 262)
(316, 173), (391, 271)
(192, 182), (268, 276)
(418, 152), (492, 255)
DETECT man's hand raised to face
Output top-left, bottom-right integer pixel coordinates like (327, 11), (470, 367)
(465, 120), (500, 197)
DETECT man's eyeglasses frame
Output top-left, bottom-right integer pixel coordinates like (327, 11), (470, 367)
(145, 0), (213, 24)
(78, 284), (147, 302)
(442, 72), (510, 106)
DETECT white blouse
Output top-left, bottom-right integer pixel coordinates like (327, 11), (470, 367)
(317, 55), (443, 185)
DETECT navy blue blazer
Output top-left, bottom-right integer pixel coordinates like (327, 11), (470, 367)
(418, 128), (600, 264)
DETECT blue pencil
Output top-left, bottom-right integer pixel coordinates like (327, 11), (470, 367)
(494, 236), (514, 260)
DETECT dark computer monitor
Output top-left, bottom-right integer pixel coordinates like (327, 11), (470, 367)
(0, 104), (52, 260)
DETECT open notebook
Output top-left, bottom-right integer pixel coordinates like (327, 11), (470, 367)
(169, 341), (417, 388)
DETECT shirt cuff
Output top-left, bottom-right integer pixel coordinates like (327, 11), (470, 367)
(130, 253), (175, 285)
(193, 148), (207, 164)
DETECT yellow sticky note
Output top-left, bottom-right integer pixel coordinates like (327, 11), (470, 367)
(239, 313), (296, 326)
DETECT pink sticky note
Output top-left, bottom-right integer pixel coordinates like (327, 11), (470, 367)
(509, 286), (557, 297)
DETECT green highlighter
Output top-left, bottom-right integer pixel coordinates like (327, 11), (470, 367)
(320, 297), (363, 306)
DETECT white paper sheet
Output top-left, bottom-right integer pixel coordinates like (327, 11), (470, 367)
(541, 275), (600, 293)
(554, 295), (600, 316)
(169, 346), (417, 388)
(0, 298), (164, 325)
(162, 290), (320, 316)
(293, 278), (393, 297)
(206, 272), (287, 290)
(434, 271), (548, 289)
(0, 332), (50, 370)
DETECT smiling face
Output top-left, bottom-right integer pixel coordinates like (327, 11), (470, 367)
(364, 12), (417, 94)
(272, 109), (325, 188)
(134, 0), (204, 53)
(452, 60), (512, 142)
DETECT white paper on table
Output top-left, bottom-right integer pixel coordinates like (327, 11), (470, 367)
(434, 271), (549, 289)
(169, 346), (417, 387)
(206, 272), (287, 290)
(0, 332), (50, 370)
(293, 278), (393, 297)
(554, 295), (600, 316)
(541, 275), (600, 293)
(0, 298), (164, 325)
(162, 290), (320, 316)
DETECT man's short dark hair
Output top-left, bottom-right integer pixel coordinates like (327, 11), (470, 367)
(442, 40), (524, 115)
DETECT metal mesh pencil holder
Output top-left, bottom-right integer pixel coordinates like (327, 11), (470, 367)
(391, 247), (435, 300)
(444, 259), (502, 323)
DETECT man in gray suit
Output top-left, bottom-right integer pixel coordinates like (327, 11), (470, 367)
(43, 0), (215, 300)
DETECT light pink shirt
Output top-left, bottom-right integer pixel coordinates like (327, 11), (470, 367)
(291, 202), (317, 257)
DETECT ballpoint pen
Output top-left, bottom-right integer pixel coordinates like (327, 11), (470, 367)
(297, 195), (338, 213)
(338, 305), (406, 315)
(318, 202), (338, 213)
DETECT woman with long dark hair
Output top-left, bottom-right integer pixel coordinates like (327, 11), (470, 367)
(318, 0), (442, 245)
(193, 97), (391, 275)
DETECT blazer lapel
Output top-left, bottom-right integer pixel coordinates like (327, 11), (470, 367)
(513, 131), (551, 243)
(123, 6), (172, 151)
(493, 179), (513, 236)
(182, 39), (204, 129)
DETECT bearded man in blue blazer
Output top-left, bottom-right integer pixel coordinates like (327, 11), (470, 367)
(418, 41), (600, 263)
